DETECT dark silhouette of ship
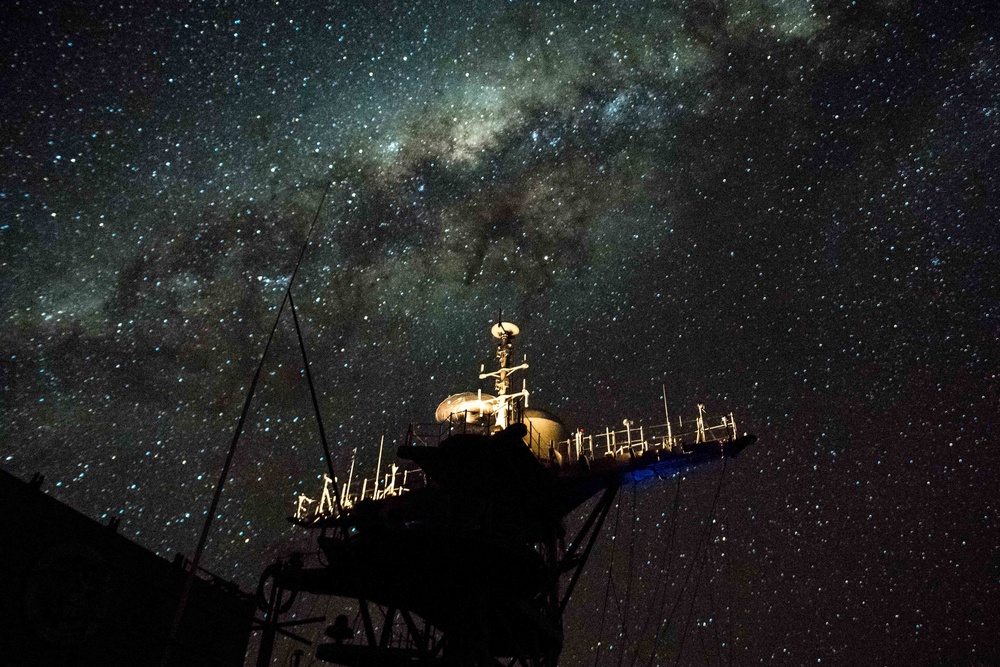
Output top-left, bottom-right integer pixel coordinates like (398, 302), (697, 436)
(0, 317), (753, 667)
(257, 321), (756, 667)
(0, 469), (255, 667)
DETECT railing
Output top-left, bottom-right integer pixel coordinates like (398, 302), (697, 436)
(295, 409), (739, 522)
(402, 414), (494, 449)
(547, 412), (738, 468)
(294, 465), (429, 523)
(525, 420), (545, 460)
(405, 420), (452, 448)
(406, 409), (738, 468)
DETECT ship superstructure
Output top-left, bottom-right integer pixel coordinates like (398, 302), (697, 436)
(258, 321), (754, 667)
(0, 469), (254, 667)
(294, 322), (750, 522)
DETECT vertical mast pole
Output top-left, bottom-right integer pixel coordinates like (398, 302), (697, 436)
(663, 384), (673, 450)
(373, 434), (385, 501)
(346, 447), (357, 504)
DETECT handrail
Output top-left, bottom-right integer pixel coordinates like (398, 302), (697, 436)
(548, 412), (738, 468)
(296, 410), (740, 520)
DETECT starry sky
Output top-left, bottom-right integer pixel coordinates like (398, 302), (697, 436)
(1, 0), (998, 664)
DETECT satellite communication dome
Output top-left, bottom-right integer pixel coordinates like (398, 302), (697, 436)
(522, 408), (570, 448)
(435, 392), (497, 424)
(491, 322), (520, 339)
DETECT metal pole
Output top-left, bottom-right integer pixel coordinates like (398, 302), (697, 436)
(256, 576), (279, 667)
(663, 384), (673, 451)
(373, 434), (385, 501)
(162, 180), (334, 667)
(346, 447), (357, 504)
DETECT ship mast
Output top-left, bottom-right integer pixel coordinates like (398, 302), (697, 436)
(479, 320), (529, 431)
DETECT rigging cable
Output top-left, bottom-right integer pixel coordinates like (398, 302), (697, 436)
(288, 289), (339, 496)
(593, 494), (625, 667)
(726, 468), (743, 667)
(630, 469), (683, 667)
(727, 507), (735, 667)
(617, 477), (639, 667)
(162, 179), (336, 666)
(707, 565), (726, 667)
(643, 458), (727, 667)
(679, 511), (717, 667)
(605, 482), (639, 628)
(702, 511), (733, 667)
(671, 456), (729, 667)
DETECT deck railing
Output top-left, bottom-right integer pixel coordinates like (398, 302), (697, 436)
(548, 413), (738, 467)
(296, 410), (738, 522)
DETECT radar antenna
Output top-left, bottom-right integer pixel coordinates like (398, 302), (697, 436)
(479, 316), (528, 430)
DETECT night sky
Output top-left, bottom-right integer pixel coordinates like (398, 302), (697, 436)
(1, 0), (998, 665)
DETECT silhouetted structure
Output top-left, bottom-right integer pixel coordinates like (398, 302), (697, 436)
(266, 321), (755, 666)
(0, 468), (254, 667)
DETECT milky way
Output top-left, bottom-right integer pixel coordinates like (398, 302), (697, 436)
(1, 1), (998, 664)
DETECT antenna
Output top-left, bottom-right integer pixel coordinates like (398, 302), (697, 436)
(662, 384), (673, 450)
(373, 434), (385, 500)
(490, 321), (521, 395)
(346, 447), (357, 505)
(163, 179), (336, 667)
(476, 319), (528, 431)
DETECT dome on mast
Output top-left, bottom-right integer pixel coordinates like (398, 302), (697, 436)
(491, 321), (520, 339)
(435, 392), (497, 424)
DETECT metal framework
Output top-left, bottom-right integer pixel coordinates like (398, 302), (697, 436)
(253, 320), (755, 667)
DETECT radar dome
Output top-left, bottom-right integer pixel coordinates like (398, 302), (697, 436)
(523, 408), (570, 449)
(435, 392), (496, 424)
